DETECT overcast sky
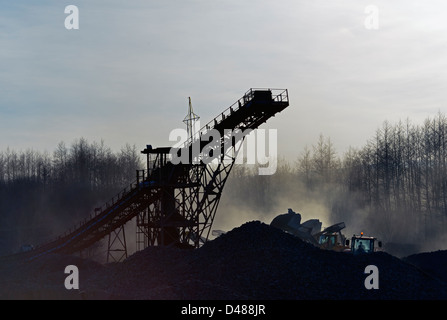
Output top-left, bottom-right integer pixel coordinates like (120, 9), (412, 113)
(1, 0), (447, 160)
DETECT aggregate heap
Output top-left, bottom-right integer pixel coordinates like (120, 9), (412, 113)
(1, 221), (446, 300)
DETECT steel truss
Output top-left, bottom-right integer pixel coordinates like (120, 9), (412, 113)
(135, 89), (289, 252)
(18, 89), (289, 262)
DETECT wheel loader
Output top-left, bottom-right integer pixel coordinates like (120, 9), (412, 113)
(313, 222), (350, 252)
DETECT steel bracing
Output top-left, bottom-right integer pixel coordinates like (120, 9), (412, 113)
(9, 88), (289, 262)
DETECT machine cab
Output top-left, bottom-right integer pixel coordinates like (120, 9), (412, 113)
(318, 234), (337, 248)
(346, 232), (382, 254)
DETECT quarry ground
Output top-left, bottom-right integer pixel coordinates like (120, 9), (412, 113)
(0, 221), (446, 300)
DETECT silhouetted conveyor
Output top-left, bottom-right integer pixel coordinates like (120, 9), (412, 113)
(3, 88), (290, 261)
(177, 89), (289, 161)
(23, 183), (160, 260)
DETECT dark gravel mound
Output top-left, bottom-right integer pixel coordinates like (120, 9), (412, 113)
(190, 221), (447, 299)
(403, 250), (447, 284)
(1, 220), (447, 300)
(0, 252), (108, 299)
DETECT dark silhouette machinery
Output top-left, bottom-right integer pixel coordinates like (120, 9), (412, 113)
(270, 209), (348, 251)
(346, 233), (382, 254)
(11, 88), (289, 262)
(271, 209), (382, 254)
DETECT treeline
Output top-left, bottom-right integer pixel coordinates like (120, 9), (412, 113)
(3, 113), (447, 254)
(0, 138), (142, 254)
(222, 113), (447, 248)
(349, 113), (447, 242)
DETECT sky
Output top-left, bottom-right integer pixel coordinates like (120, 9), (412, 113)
(1, 0), (447, 161)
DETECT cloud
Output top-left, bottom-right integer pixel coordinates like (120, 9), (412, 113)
(1, 0), (447, 159)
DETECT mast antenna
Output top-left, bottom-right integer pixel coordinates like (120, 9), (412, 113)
(183, 97), (200, 141)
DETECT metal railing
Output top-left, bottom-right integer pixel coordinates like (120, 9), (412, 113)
(176, 88), (288, 150)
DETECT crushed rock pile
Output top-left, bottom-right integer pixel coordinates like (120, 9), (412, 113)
(403, 250), (447, 284)
(1, 221), (447, 300)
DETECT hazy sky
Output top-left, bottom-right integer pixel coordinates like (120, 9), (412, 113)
(2, 0), (447, 160)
